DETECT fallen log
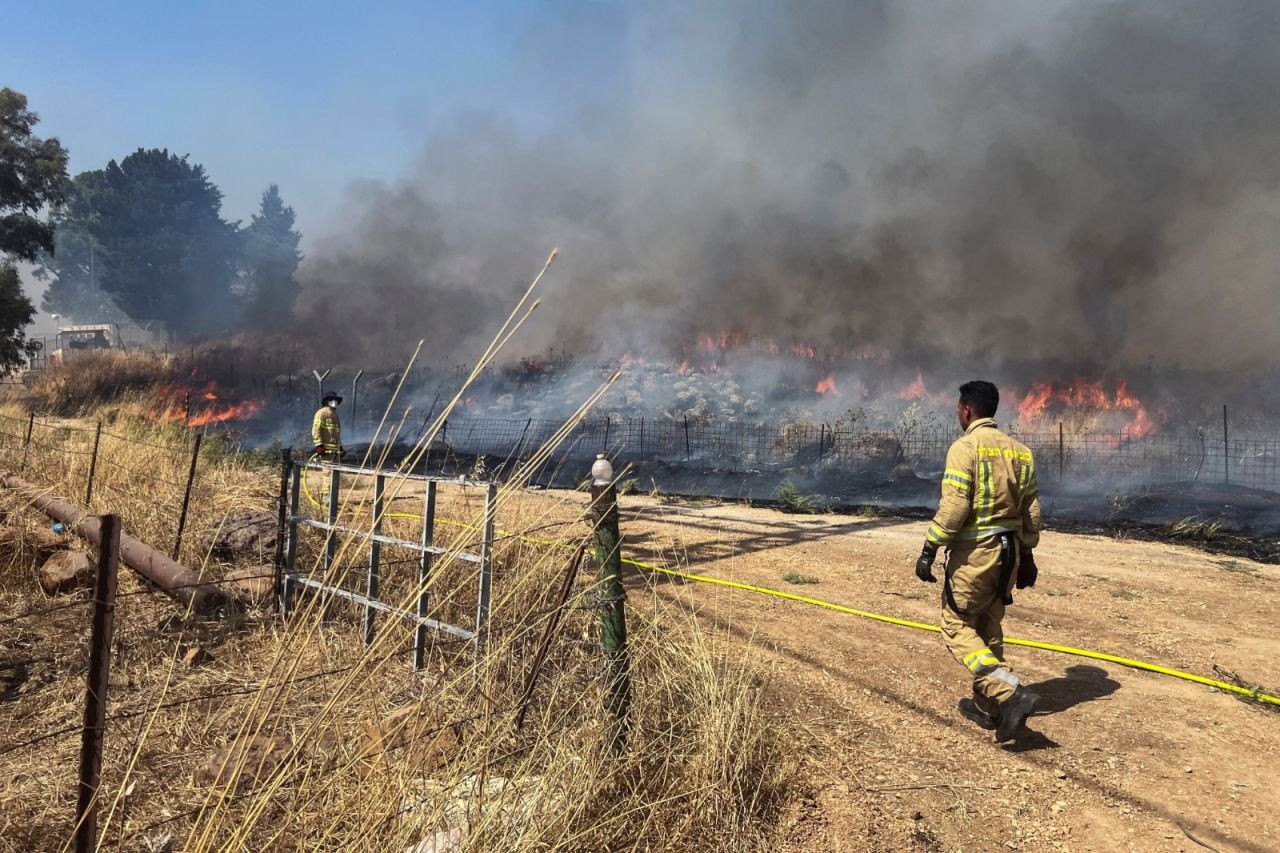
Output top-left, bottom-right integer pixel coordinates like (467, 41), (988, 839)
(3, 474), (229, 615)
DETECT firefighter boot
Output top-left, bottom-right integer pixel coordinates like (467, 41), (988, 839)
(995, 686), (1039, 743)
(958, 685), (997, 730)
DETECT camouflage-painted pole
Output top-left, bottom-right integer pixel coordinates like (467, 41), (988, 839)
(589, 453), (630, 749)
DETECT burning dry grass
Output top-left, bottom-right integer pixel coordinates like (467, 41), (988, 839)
(13, 337), (294, 428)
(0, 259), (799, 849)
(0, 398), (273, 567)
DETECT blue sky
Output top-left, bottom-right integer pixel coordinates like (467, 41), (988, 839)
(2, 0), (626, 246)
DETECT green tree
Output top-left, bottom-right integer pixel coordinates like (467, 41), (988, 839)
(36, 170), (123, 320)
(71, 148), (240, 338)
(0, 88), (67, 374)
(242, 184), (302, 329)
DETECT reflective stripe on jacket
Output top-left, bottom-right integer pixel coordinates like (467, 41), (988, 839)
(926, 418), (1041, 549)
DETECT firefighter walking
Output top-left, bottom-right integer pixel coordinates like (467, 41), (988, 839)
(312, 391), (344, 462)
(914, 380), (1042, 742)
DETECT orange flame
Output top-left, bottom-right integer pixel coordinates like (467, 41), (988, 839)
(893, 371), (950, 405)
(1017, 378), (1165, 437)
(187, 399), (265, 428)
(150, 380), (265, 428)
(816, 374), (840, 396)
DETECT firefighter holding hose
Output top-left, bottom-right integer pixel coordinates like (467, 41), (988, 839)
(312, 391), (344, 462)
(914, 380), (1042, 742)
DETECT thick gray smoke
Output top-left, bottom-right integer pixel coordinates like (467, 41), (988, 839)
(299, 0), (1280, 378)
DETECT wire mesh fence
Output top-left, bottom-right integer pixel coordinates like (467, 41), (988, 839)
(423, 414), (1280, 493)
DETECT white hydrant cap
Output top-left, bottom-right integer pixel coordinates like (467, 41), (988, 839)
(591, 453), (614, 485)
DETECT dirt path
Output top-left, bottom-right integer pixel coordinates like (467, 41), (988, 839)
(604, 496), (1280, 852)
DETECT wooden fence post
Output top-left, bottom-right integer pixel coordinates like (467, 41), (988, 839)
(75, 513), (120, 853)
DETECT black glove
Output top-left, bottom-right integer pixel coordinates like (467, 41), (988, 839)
(313, 445), (325, 456)
(915, 543), (938, 583)
(1016, 549), (1038, 589)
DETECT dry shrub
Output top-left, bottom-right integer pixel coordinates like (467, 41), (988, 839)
(772, 421), (822, 457)
(24, 350), (177, 416)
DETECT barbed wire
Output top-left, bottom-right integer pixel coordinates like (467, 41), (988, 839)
(92, 455), (192, 489)
(23, 435), (95, 456)
(0, 598), (93, 627)
(0, 647), (409, 758)
(99, 428), (193, 452)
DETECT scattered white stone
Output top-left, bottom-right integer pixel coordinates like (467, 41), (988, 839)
(404, 828), (465, 853)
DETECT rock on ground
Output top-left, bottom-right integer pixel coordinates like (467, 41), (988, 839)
(400, 774), (561, 834)
(206, 511), (278, 561)
(194, 734), (291, 790)
(404, 828), (465, 853)
(358, 704), (461, 778)
(222, 565), (275, 604)
(38, 550), (94, 595)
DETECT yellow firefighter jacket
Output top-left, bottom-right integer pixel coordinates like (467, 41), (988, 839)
(312, 406), (342, 453)
(926, 418), (1041, 549)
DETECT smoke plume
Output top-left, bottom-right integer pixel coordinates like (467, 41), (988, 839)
(299, 0), (1280, 379)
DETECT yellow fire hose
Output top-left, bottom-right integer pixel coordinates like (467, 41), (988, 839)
(299, 466), (1280, 707)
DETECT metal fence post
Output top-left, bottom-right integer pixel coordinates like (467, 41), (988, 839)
(1223, 404), (1230, 485)
(283, 465), (302, 616)
(514, 545), (586, 731)
(473, 482), (497, 665)
(272, 448), (293, 614)
(364, 474), (383, 644)
(511, 418), (533, 470)
(1058, 422), (1065, 479)
(85, 422), (102, 506)
(414, 480), (437, 671)
(589, 454), (631, 749)
(20, 412), (34, 470)
(351, 369), (364, 437)
(172, 432), (203, 561)
(75, 513), (120, 853)
(325, 467), (341, 573)
(313, 368), (331, 404)
(684, 415), (691, 461)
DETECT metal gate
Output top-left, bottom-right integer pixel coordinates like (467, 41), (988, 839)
(280, 458), (497, 670)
